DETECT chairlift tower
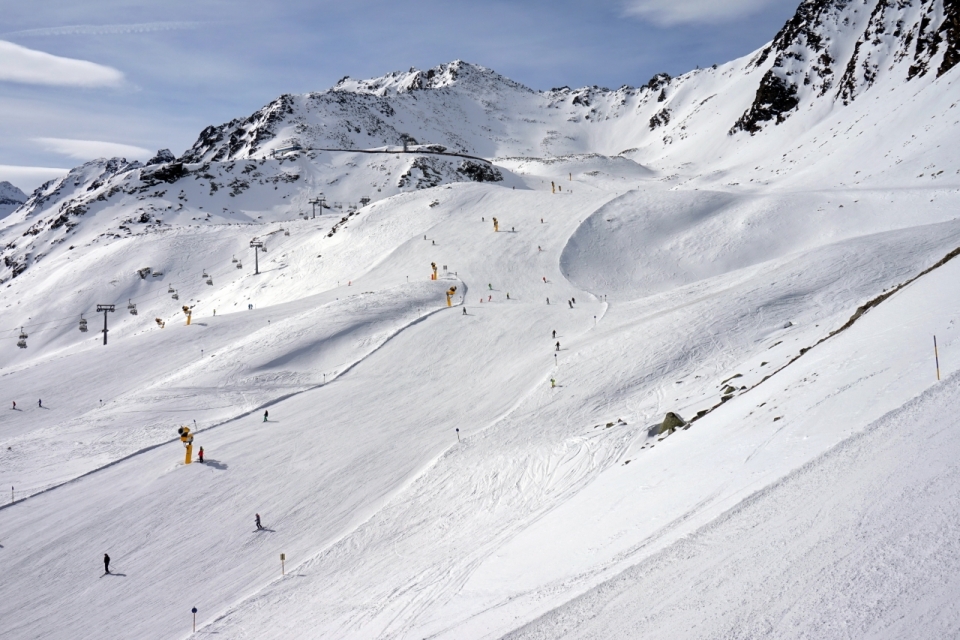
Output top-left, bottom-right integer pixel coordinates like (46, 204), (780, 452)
(250, 240), (264, 275)
(96, 304), (115, 345)
(308, 193), (325, 219)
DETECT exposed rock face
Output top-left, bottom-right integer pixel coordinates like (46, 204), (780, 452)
(733, 0), (960, 135)
(145, 149), (175, 166)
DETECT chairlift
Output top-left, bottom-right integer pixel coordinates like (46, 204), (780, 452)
(152, 271), (163, 277)
(17, 338), (27, 349)
(202, 269), (209, 278)
(79, 314), (88, 332)
(172, 291), (179, 300)
(284, 230), (290, 236)
(19, 327), (28, 340)
(168, 285), (175, 293)
(231, 255), (238, 263)
(128, 299), (138, 315)
(236, 261), (243, 269)
(206, 278), (213, 285)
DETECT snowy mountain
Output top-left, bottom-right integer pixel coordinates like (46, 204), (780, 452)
(2, 1), (960, 639)
(0, 180), (26, 220)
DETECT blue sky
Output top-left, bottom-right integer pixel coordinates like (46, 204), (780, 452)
(0, 0), (799, 192)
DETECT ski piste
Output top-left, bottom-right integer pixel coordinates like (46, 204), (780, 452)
(2, 0), (960, 637)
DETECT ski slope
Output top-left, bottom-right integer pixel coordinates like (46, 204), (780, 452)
(3, 0), (960, 636)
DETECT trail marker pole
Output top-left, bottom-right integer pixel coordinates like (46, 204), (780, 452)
(250, 240), (264, 275)
(281, 553), (286, 576)
(96, 304), (115, 345)
(456, 428), (460, 442)
(192, 607), (197, 633)
(935, 335), (941, 381)
(11, 486), (13, 504)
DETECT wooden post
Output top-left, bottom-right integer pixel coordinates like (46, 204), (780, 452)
(935, 335), (941, 381)
(281, 553), (286, 576)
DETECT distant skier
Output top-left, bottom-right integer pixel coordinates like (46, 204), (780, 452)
(488, 295), (492, 302)
(103, 553), (110, 574)
(552, 330), (556, 339)
(488, 284), (492, 290)
(263, 410), (268, 422)
(568, 300), (573, 309)
(198, 446), (204, 463)
(572, 297), (576, 304)
(255, 514), (263, 530)
(538, 246), (542, 252)
(542, 277), (546, 283)
(556, 341), (560, 351)
(462, 307), (467, 315)
(506, 293), (510, 300)
(550, 378), (556, 388)
(38, 399), (42, 408)
(546, 298), (550, 305)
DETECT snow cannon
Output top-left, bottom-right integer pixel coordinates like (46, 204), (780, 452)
(431, 262), (438, 281)
(446, 285), (457, 307)
(155, 318), (165, 329)
(492, 217), (499, 232)
(182, 305), (193, 326)
(178, 426), (194, 464)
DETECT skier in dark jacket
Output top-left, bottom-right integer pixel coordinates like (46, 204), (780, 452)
(255, 514), (263, 530)
(263, 410), (268, 422)
(103, 553), (110, 574)
(555, 341), (560, 351)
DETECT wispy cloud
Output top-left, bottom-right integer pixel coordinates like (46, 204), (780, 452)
(0, 165), (68, 193)
(3, 22), (203, 38)
(0, 40), (124, 87)
(34, 138), (151, 161)
(623, 0), (773, 25)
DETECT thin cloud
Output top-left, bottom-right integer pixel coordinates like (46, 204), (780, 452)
(623, 0), (773, 25)
(3, 22), (203, 38)
(0, 165), (68, 193)
(35, 138), (151, 161)
(0, 40), (124, 87)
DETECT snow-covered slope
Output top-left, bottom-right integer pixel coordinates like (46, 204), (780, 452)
(2, 1), (960, 638)
(0, 180), (26, 220)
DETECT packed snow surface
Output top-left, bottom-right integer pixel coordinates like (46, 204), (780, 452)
(2, 1), (960, 637)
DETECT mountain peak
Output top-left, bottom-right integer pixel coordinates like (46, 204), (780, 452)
(331, 60), (533, 96)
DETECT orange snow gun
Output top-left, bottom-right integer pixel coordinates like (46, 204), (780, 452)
(182, 305), (194, 326)
(446, 285), (457, 307)
(155, 318), (165, 329)
(178, 426), (194, 464)
(431, 262), (438, 281)
(492, 217), (499, 232)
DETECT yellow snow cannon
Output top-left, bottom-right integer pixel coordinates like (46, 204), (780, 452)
(178, 426), (194, 464)
(446, 285), (457, 307)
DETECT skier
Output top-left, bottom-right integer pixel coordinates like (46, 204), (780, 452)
(538, 246), (542, 252)
(488, 295), (492, 302)
(506, 293), (510, 300)
(546, 298), (550, 305)
(103, 553), (110, 574)
(556, 341), (560, 351)
(550, 378), (556, 388)
(568, 300), (573, 309)
(488, 283), (492, 290)
(255, 514), (263, 530)
(552, 330), (556, 339)
(38, 399), (42, 408)
(198, 446), (204, 463)
(540, 218), (543, 224)
(263, 410), (268, 422)
(462, 307), (467, 315)
(572, 297), (576, 304)
(542, 276), (546, 283)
